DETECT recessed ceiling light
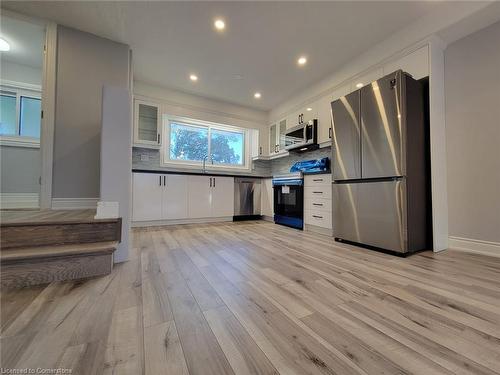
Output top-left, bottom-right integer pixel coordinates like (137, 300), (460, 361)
(355, 82), (363, 88)
(189, 74), (198, 82)
(306, 107), (312, 111)
(0, 38), (10, 52)
(214, 19), (225, 31)
(254, 92), (261, 99)
(297, 56), (307, 66)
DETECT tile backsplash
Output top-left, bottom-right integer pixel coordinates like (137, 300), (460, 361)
(132, 146), (331, 177)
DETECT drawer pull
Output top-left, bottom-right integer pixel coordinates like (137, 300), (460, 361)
(313, 178), (323, 182)
(312, 215), (323, 219)
(312, 203), (323, 206)
(312, 191), (323, 194)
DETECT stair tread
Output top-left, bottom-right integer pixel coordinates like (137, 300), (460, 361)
(1, 241), (118, 261)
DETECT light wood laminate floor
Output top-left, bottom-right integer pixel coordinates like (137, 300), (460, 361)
(2, 221), (500, 374)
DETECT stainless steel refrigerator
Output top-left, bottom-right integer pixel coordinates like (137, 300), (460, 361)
(331, 70), (428, 254)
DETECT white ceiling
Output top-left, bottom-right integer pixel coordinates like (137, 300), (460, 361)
(0, 14), (44, 68)
(2, 1), (456, 110)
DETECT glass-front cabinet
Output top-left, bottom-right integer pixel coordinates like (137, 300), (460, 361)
(269, 123), (277, 154)
(268, 118), (287, 155)
(134, 99), (161, 148)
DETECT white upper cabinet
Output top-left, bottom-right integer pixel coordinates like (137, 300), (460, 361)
(383, 45), (429, 80)
(315, 95), (332, 145)
(278, 118), (287, 152)
(268, 118), (288, 155)
(269, 123), (277, 155)
(250, 129), (261, 159)
(134, 99), (161, 148)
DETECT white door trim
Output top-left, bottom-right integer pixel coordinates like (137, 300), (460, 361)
(40, 22), (57, 209)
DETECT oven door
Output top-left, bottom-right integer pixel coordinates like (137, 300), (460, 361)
(273, 179), (304, 229)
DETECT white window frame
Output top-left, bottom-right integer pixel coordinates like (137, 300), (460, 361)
(0, 81), (42, 148)
(161, 115), (250, 171)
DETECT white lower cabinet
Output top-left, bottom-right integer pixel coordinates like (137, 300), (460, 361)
(133, 172), (188, 221)
(211, 176), (235, 217)
(163, 174), (188, 219)
(187, 175), (234, 219)
(187, 175), (212, 218)
(261, 178), (274, 218)
(132, 173), (163, 221)
(133, 172), (234, 223)
(304, 174), (332, 233)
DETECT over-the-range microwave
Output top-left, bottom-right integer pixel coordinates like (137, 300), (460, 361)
(284, 119), (318, 151)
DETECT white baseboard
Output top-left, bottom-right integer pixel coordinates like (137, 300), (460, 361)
(51, 197), (99, 210)
(0, 193), (39, 209)
(449, 236), (500, 258)
(132, 216), (233, 228)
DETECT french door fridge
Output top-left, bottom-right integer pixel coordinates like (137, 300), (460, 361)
(331, 70), (428, 253)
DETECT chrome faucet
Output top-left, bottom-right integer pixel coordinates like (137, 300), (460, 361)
(202, 155), (208, 173)
(202, 155), (213, 173)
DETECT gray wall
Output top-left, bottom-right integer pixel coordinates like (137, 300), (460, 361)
(445, 20), (500, 243)
(53, 26), (130, 199)
(0, 146), (40, 193)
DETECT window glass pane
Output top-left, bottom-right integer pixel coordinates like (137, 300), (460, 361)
(0, 95), (17, 136)
(20, 96), (41, 138)
(170, 122), (208, 162)
(210, 128), (244, 165)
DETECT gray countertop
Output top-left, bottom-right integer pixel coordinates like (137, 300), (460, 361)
(132, 167), (331, 178)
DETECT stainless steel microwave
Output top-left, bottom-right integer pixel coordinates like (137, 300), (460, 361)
(284, 119), (318, 151)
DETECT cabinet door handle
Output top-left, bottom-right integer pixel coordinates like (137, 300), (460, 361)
(213, 178), (216, 187)
(209, 177), (212, 187)
(163, 176), (166, 186)
(157, 133), (160, 144)
(313, 203), (323, 206)
(312, 215), (323, 219)
(159, 176), (162, 186)
(329, 127), (332, 139)
(259, 146), (262, 155)
(313, 178), (323, 182)
(313, 191), (323, 194)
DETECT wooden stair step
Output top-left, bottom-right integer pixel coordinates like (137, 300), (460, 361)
(1, 241), (118, 262)
(0, 218), (122, 249)
(1, 241), (119, 289)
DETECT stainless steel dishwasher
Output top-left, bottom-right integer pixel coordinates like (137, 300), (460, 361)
(234, 178), (261, 220)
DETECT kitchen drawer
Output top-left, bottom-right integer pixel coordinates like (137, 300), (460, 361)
(304, 174), (331, 187)
(304, 185), (332, 200)
(304, 197), (331, 212)
(304, 209), (332, 229)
